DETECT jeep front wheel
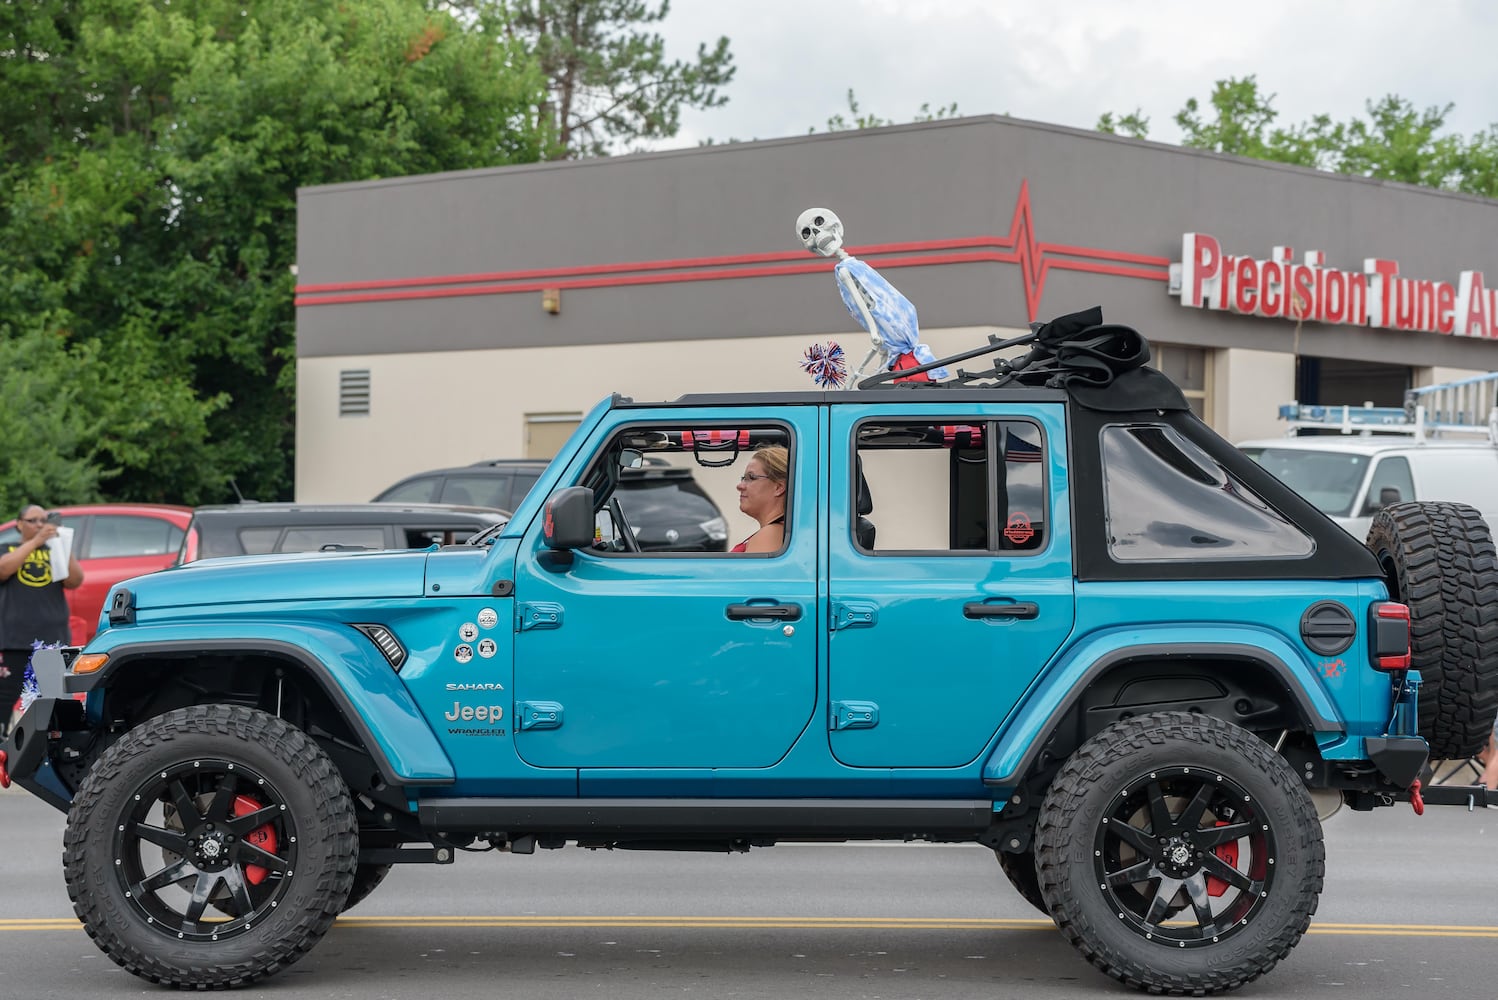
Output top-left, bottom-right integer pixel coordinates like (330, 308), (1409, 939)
(1034, 712), (1323, 995)
(62, 705), (357, 989)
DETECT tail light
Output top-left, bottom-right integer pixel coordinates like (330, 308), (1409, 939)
(1370, 602), (1411, 672)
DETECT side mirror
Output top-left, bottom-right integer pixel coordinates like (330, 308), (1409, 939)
(543, 486), (596, 550)
(1365, 486), (1402, 514)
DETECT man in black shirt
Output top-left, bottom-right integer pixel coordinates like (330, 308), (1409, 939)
(0, 504), (84, 732)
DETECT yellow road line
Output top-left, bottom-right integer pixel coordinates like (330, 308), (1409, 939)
(5, 915), (1498, 937)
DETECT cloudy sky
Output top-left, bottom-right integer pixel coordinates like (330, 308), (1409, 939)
(653, 0), (1498, 149)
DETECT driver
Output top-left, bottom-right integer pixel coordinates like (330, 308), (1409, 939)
(731, 445), (788, 553)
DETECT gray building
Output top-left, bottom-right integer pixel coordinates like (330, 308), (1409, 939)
(294, 115), (1498, 503)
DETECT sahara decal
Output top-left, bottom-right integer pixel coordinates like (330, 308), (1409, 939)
(446, 682), (506, 691)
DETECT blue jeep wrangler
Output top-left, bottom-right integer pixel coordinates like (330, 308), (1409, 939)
(4, 300), (1495, 995)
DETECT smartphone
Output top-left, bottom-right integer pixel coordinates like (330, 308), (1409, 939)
(45, 511), (62, 525)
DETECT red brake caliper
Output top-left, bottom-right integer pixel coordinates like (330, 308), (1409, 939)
(232, 794), (278, 885)
(1206, 820), (1238, 897)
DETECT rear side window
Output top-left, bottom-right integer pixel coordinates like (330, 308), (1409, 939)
(507, 471), (542, 509)
(855, 419), (1047, 554)
(377, 478), (441, 503)
(438, 474), (511, 509)
(1105, 424), (1313, 560)
(89, 515), (185, 558)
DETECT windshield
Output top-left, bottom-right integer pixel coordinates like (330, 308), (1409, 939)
(1240, 447), (1368, 517)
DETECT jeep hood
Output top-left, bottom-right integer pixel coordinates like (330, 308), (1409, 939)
(113, 549), (432, 613)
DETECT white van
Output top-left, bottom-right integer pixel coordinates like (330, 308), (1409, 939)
(1238, 436), (1498, 541)
(1241, 376), (1498, 540)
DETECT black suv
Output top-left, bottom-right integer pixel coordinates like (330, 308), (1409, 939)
(373, 458), (729, 552)
(175, 503), (510, 564)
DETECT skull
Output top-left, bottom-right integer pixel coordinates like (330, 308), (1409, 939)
(796, 207), (845, 258)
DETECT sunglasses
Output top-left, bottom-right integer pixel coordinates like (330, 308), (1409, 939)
(20, 516), (50, 525)
(739, 472), (771, 483)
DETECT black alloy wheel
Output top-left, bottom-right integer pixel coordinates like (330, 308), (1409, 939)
(63, 705), (357, 988)
(1034, 711), (1323, 995)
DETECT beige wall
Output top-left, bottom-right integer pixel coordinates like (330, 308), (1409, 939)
(1212, 348), (1296, 445)
(304, 326), (1479, 510)
(295, 325), (1018, 504)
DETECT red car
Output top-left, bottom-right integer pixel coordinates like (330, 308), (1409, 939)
(0, 503), (192, 645)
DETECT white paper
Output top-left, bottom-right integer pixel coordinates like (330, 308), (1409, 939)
(45, 524), (74, 584)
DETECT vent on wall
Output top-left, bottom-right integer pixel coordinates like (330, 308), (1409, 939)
(339, 369), (371, 416)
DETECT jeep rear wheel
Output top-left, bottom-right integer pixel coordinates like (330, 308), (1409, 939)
(1034, 712), (1323, 995)
(1366, 501), (1498, 759)
(62, 705), (357, 989)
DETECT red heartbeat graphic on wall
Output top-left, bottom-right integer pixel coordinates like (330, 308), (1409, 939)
(295, 181), (1171, 323)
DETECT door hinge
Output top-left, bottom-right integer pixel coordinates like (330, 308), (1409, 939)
(830, 600), (878, 631)
(831, 700), (880, 730)
(517, 700), (564, 730)
(516, 602), (563, 631)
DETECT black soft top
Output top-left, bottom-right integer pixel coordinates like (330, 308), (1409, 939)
(873, 306), (1380, 581)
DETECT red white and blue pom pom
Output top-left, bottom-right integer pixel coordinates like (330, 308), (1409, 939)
(19, 659), (39, 714)
(800, 341), (847, 388)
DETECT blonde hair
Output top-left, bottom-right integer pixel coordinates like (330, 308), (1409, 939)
(752, 444), (789, 483)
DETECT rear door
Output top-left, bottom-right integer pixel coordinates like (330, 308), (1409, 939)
(826, 404), (1076, 767)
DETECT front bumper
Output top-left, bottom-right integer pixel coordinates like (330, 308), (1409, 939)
(1, 648), (85, 811)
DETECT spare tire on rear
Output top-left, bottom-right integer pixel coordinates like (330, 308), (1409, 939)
(1366, 501), (1498, 759)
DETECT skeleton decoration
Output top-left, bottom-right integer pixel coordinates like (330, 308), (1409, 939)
(795, 207), (947, 388)
(797, 207), (847, 259)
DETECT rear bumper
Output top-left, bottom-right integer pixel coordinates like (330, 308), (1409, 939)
(1366, 735), (1428, 789)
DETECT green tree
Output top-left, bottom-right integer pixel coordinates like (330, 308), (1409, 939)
(0, 0), (546, 512)
(1101, 76), (1498, 199)
(818, 88), (962, 133)
(1095, 109), (1150, 140)
(489, 0), (735, 158)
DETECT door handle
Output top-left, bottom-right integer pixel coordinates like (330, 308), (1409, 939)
(964, 601), (1039, 620)
(726, 603), (802, 621)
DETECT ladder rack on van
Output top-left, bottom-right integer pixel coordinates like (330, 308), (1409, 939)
(1278, 371), (1498, 444)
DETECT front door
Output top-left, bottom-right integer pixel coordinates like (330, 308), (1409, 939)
(827, 405), (1076, 767)
(511, 408), (820, 769)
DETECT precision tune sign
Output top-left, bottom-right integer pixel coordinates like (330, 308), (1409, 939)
(1173, 232), (1498, 337)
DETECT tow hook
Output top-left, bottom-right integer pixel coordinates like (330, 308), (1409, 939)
(1409, 777), (1424, 815)
(0, 749), (9, 789)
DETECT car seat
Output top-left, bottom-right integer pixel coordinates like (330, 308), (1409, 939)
(855, 455), (876, 549)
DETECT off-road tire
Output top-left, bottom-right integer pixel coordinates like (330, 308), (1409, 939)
(1034, 712), (1323, 995)
(994, 848), (1049, 916)
(62, 705), (357, 989)
(1366, 501), (1498, 759)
